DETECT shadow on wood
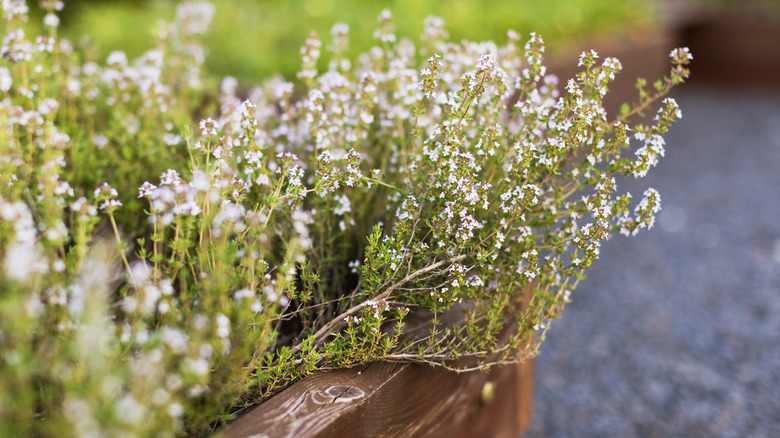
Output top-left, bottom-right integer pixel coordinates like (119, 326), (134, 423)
(223, 359), (533, 438)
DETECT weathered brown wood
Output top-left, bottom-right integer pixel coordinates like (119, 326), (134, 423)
(223, 359), (533, 438)
(679, 17), (780, 91)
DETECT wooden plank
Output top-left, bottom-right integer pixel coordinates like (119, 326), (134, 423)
(223, 359), (533, 438)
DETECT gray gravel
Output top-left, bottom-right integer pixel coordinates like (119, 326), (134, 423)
(524, 87), (780, 438)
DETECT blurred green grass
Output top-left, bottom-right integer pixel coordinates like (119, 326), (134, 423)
(56, 0), (657, 82)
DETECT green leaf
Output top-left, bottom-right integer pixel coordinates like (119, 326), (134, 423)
(619, 103), (630, 118)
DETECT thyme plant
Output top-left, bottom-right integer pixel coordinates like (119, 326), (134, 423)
(0, 1), (691, 436)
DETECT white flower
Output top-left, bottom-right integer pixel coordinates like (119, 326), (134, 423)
(0, 67), (11, 92)
(98, 199), (122, 211)
(175, 1), (215, 36)
(234, 288), (253, 300)
(38, 98), (58, 115)
(334, 194), (351, 215)
(4, 242), (47, 281)
(138, 181), (157, 198)
(476, 54), (497, 72)
(161, 327), (189, 354)
(187, 357), (210, 376)
(106, 50), (127, 67)
(163, 133), (182, 146)
(216, 313), (230, 338)
(221, 76), (238, 95)
(52, 259), (65, 272)
(578, 49), (599, 67)
(168, 403), (183, 418)
(43, 13), (59, 27)
(669, 47), (693, 61)
(199, 117), (219, 137)
(255, 173), (270, 186)
(115, 395), (145, 425)
(251, 300), (264, 313)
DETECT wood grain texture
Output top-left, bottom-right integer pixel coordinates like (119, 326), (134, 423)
(223, 359), (533, 438)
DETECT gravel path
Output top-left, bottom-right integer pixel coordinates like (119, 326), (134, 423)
(524, 87), (780, 438)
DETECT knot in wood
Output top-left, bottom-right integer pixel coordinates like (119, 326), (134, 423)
(325, 385), (364, 402)
(480, 381), (495, 406)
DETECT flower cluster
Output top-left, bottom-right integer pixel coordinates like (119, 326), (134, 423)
(0, 2), (690, 437)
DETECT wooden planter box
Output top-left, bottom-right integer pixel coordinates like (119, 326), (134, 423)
(223, 359), (534, 438)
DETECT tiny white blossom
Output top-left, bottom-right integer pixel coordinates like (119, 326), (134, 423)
(106, 50), (127, 67)
(199, 117), (219, 137)
(0, 67), (11, 92)
(43, 13), (59, 27)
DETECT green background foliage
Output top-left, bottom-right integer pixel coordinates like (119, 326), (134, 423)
(52, 0), (656, 81)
